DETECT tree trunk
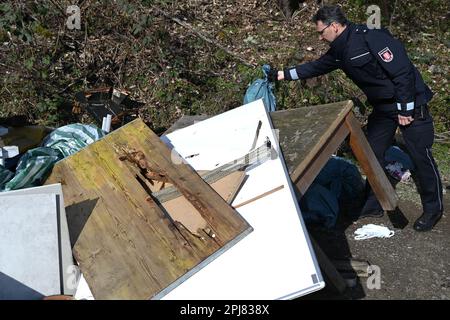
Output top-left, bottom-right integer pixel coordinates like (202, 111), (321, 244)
(277, 0), (301, 19)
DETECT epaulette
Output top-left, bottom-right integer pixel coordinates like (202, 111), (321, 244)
(354, 24), (369, 34)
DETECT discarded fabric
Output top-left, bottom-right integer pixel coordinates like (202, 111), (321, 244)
(384, 146), (415, 170)
(42, 123), (105, 158)
(1, 124), (104, 191)
(385, 161), (411, 182)
(301, 183), (339, 228)
(301, 156), (365, 228)
(0, 166), (14, 190)
(2, 147), (63, 191)
(354, 224), (395, 240)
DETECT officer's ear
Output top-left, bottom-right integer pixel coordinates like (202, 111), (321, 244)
(331, 22), (339, 33)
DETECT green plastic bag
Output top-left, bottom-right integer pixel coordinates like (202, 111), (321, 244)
(3, 147), (63, 191)
(0, 166), (14, 190)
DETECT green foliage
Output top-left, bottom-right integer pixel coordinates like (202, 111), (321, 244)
(0, 3), (33, 43)
(116, 0), (137, 15)
(0, 0), (447, 141)
(33, 23), (53, 38)
(35, 97), (63, 126)
(132, 15), (153, 36)
(432, 143), (450, 180)
(24, 56), (35, 71)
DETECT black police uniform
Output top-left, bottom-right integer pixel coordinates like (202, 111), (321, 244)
(283, 23), (443, 224)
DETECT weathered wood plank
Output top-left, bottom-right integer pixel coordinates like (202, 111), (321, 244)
(345, 113), (398, 210)
(46, 119), (251, 300)
(132, 119), (250, 245)
(294, 123), (350, 196)
(270, 100), (353, 179)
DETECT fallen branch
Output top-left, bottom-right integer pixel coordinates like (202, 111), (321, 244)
(291, 3), (309, 20)
(151, 6), (257, 68)
(389, 0), (399, 31)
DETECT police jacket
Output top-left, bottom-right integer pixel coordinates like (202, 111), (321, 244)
(283, 23), (433, 115)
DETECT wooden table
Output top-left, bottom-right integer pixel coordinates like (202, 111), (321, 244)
(270, 100), (397, 293)
(271, 100), (397, 211)
(165, 100), (398, 294)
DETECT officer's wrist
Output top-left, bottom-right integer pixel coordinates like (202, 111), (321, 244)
(397, 101), (415, 117)
(284, 67), (299, 81)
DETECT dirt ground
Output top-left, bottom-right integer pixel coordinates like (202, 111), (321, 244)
(302, 181), (450, 300)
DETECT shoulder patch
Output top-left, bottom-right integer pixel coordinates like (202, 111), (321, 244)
(378, 47), (394, 62)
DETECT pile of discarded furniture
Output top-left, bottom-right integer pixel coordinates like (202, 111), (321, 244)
(0, 98), (396, 299)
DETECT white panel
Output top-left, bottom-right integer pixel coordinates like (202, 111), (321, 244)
(0, 183), (75, 296)
(0, 194), (60, 299)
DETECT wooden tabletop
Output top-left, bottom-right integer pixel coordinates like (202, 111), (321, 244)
(270, 101), (353, 179)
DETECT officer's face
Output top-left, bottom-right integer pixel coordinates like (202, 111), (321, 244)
(316, 21), (338, 44)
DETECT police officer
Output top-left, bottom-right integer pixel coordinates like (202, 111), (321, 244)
(271, 5), (443, 231)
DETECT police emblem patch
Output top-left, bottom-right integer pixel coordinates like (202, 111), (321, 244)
(378, 47), (394, 62)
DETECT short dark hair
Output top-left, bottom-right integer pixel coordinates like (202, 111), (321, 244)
(312, 5), (348, 26)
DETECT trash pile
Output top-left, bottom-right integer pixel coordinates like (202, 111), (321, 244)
(0, 93), (408, 300)
(0, 98), (328, 300)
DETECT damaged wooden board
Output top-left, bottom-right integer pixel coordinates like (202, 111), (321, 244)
(45, 119), (252, 300)
(161, 170), (246, 236)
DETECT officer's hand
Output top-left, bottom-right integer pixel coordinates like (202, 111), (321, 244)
(398, 115), (414, 126)
(277, 71), (284, 81)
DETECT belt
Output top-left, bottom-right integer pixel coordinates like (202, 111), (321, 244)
(370, 98), (396, 105)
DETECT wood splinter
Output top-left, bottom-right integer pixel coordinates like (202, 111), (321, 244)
(119, 146), (169, 184)
(203, 227), (216, 238)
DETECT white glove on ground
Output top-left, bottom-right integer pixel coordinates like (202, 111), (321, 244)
(354, 224), (395, 240)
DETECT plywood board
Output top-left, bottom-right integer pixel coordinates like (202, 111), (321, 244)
(46, 119), (251, 300)
(0, 193), (62, 299)
(0, 184), (75, 296)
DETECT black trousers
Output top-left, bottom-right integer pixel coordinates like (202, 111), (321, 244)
(364, 104), (443, 214)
